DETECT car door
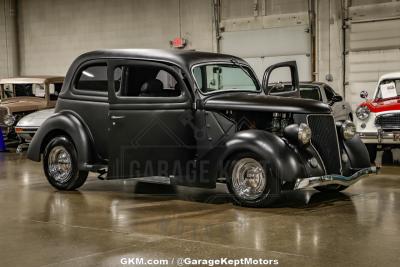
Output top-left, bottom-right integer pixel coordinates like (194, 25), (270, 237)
(107, 60), (196, 180)
(262, 61), (300, 98)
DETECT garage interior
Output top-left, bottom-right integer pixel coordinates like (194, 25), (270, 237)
(1, 0), (400, 266)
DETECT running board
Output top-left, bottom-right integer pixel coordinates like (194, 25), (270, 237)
(131, 176), (172, 185)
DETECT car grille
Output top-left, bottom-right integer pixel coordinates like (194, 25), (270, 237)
(0, 107), (8, 126)
(375, 113), (400, 129)
(307, 115), (342, 175)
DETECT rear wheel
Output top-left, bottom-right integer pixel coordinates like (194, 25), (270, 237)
(226, 153), (280, 207)
(43, 136), (88, 190)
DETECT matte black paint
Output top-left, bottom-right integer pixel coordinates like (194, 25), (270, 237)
(27, 111), (95, 169)
(27, 49), (370, 189)
(343, 135), (371, 170)
(204, 93), (331, 114)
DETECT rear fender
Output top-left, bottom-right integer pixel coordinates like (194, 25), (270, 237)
(27, 111), (95, 169)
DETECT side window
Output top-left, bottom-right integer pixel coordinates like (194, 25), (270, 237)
(49, 83), (63, 100)
(114, 65), (182, 98)
(76, 64), (108, 92)
(324, 85), (336, 101)
(300, 86), (321, 101)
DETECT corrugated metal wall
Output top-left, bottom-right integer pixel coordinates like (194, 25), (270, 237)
(345, 1), (400, 109)
(218, 0), (311, 81)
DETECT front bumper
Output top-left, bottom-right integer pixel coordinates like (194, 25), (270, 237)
(294, 167), (377, 190)
(359, 131), (400, 144)
(15, 127), (39, 143)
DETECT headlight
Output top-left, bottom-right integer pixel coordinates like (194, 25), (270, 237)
(342, 120), (356, 140)
(298, 123), (312, 145)
(284, 123), (312, 145)
(356, 106), (370, 120)
(3, 114), (16, 127)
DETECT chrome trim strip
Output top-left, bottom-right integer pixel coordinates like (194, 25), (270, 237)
(294, 167), (377, 190)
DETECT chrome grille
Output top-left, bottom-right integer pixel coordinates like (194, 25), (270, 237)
(307, 115), (341, 175)
(375, 113), (400, 129)
(0, 107), (8, 126)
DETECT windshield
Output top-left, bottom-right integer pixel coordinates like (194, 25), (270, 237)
(192, 64), (260, 94)
(2, 83), (62, 100)
(375, 79), (400, 100)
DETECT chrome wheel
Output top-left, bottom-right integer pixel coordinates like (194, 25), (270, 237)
(231, 158), (267, 201)
(47, 146), (73, 183)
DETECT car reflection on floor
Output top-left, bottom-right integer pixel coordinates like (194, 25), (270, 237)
(0, 151), (399, 266)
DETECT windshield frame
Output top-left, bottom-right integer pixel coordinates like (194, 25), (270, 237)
(191, 62), (262, 96)
(1, 83), (49, 100)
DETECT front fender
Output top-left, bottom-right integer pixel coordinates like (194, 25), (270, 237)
(27, 111), (94, 169)
(343, 135), (371, 169)
(219, 130), (307, 182)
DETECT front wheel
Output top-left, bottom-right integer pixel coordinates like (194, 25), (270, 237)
(43, 136), (88, 190)
(226, 153), (281, 208)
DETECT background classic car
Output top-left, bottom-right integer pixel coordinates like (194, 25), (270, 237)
(0, 76), (64, 141)
(299, 82), (352, 121)
(15, 108), (55, 152)
(355, 72), (400, 165)
(27, 49), (374, 208)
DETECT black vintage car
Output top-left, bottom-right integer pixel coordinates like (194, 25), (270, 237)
(27, 49), (375, 207)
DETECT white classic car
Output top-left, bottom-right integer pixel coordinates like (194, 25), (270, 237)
(15, 108), (55, 152)
(355, 72), (400, 165)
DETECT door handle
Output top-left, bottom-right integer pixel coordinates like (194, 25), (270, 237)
(111, 115), (126, 120)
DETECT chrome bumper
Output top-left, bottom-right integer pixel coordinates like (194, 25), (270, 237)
(294, 167), (377, 190)
(359, 131), (400, 144)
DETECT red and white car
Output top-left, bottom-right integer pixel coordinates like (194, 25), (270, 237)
(355, 72), (400, 164)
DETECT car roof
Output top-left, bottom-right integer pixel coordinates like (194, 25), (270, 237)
(0, 76), (65, 85)
(379, 72), (400, 81)
(75, 49), (248, 70)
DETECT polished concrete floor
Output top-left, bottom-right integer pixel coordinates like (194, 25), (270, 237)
(0, 152), (399, 267)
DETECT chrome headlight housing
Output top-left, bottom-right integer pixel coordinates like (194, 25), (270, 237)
(3, 114), (16, 127)
(355, 106), (370, 121)
(298, 123), (312, 145)
(284, 123), (312, 146)
(342, 120), (356, 140)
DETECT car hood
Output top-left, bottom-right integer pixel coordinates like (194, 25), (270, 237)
(204, 93), (331, 114)
(0, 97), (47, 113)
(361, 97), (400, 113)
(16, 108), (55, 127)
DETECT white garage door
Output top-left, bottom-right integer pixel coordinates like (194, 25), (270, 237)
(346, 12), (400, 110)
(219, 19), (312, 82)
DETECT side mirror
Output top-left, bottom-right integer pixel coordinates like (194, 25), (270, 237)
(360, 91), (368, 99)
(329, 95), (343, 105)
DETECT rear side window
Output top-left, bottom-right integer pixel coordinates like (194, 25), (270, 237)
(300, 86), (322, 101)
(76, 65), (108, 92)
